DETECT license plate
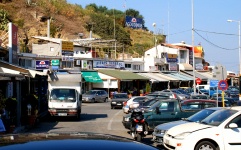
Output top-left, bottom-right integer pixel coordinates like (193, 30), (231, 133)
(164, 139), (169, 145)
(117, 104), (121, 105)
(124, 118), (129, 121)
(136, 125), (143, 131)
(58, 113), (67, 116)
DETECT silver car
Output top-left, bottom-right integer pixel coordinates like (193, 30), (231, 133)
(82, 90), (108, 103)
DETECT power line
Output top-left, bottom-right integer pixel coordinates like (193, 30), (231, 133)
(195, 29), (237, 36)
(194, 30), (239, 50)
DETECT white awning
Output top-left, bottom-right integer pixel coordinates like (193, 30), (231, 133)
(28, 69), (47, 78)
(179, 63), (193, 71)
(93, 72), (118, 88)
(137, 73), (168, 82)
(97, 72), (117, 80)
(0, 67), (25, 80)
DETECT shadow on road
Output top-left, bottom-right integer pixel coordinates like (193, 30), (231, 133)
(80, 113), (108, 121)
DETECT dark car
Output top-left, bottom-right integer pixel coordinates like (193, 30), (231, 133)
(189, 94), (210, 100)
(123, 99), (217, 131)
(111, 93), (129, 109)
(0, 133), (158, 150)
(226, 87), (239, 98)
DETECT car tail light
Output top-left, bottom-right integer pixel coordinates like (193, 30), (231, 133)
(140, 119), (145, 123)
(133, 119), (139, 123)
(173, 93), (177, 99)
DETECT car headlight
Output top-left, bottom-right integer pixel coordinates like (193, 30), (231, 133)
(154, 128), (166, 134)
(174, 132), (191, 139)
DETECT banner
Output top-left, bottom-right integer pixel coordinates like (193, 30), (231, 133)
(125, 16), (143, 29)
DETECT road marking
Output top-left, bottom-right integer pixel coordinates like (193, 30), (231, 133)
(107, 110), (122, 130)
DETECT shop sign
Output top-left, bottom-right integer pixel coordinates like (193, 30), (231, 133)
(169, 62), (177, 71)
(93, 60), (125, 69)
(36, 60), (49, 69)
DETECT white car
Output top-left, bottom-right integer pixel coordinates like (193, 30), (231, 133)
(122, 96), (150, 114)
(152, 107), (223, 146)
(163, 106), (241, 150)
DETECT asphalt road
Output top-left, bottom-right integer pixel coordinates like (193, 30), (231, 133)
(25, 101), (166, 149)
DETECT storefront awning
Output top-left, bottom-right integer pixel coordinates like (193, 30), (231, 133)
(81, 71), (103, 83)
(181, 70), (208, 81)
(98, 69), (149, 81)
(0, 67), (25, 80)
(137, 73), (168, 82)
(179, 63), (193, 71)
(160, 72), (193, 81)
(155, 73), (179, 81)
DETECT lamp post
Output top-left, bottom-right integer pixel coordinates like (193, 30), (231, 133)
(152, 23), (157, 58)
(227, 19), (241, 76)
(227, 19), (241, 100)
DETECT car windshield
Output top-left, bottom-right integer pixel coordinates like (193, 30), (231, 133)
(113, 94), (128, 98)
(140, 99), (156, 107)
(147, 100), (161, 110)
(85, 91), (97, 95)
(50, 89), (76, 102)
(186, 109), (217, 122)
(201, 109), (238, 126)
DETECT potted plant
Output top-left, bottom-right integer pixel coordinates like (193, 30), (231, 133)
(145, 83), (151, 95)
(26, 94), (38, 126)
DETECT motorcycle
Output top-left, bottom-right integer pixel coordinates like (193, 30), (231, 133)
(130, 108), (148, 142)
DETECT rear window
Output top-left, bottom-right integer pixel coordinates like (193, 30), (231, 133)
(181, 101), (215, 110)
(113, 94), (128, 99)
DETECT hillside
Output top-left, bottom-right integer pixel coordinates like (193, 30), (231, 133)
(0, 0), (165, 57)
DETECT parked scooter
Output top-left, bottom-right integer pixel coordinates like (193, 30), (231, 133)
(130, 108), (148, 141)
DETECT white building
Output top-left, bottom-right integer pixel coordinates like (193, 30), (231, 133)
(144, 43), (190, 72)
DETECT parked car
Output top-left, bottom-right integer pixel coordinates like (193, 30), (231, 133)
(122, 99), (217, 131)
(122, 96), (153, 114)
(152, 107), (223, 146)
(82, 90), (108, 103)
(225, 87), (239, 98)
(147, 91), (179, 99)
(163, 106), (241, 150)
(161, 89), (190, 100)
(189, 94), (209, 100)
(111, 93), (129, 109)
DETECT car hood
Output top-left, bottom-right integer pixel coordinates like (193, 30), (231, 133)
(0, 133), (158, 150)
(155, 120), (188, 130)
(166, 122), (212, 136)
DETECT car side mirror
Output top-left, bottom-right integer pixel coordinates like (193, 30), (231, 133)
(229, 123), (238, 128)
(155, 107), (160, 114)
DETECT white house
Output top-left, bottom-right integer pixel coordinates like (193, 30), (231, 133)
(144, 43), (190, 72)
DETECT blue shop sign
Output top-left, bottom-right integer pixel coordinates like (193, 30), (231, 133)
(36, 60), (49, 70)
(166, 58), (178, 62)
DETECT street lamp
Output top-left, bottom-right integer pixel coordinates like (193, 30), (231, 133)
(227, 19), (241, 100)
(152, 23), (157, 58)
(227, 19), (241, 77)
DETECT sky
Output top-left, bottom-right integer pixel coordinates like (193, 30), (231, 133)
(67, 0), (241, 73)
